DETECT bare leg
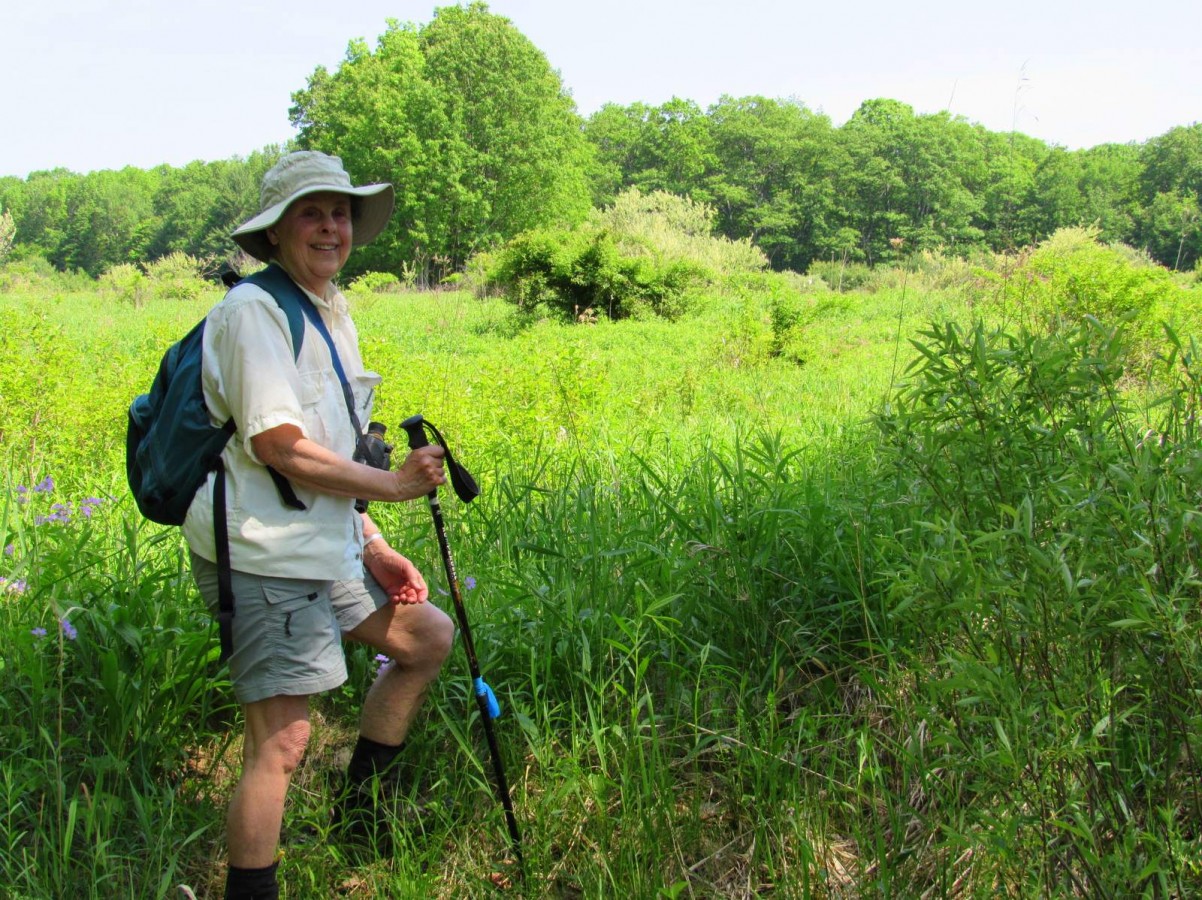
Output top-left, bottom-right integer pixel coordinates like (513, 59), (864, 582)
(344, 599), (454, 744)
(227, 694), (311, 868)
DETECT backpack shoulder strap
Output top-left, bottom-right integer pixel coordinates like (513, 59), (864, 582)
(225, 264), (311, 513)
(210, 264), (311, 664)
(240, 264), (306, 361)
(241, 265), (367, 452)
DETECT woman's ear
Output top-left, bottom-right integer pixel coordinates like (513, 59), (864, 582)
(266, 228), (279, 247)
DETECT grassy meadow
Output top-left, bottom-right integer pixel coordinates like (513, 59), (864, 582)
(2, 246), (1202, 898)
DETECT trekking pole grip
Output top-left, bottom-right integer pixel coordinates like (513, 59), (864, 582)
(400, 414), (429, 451)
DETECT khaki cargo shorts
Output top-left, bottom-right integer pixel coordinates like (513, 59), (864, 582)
(190, 552), (389, 704)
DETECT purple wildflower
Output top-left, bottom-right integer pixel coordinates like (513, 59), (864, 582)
(464, 576), (477, 591)
(33, 476), (54, 494)
(35, 504), (72, 526)
(4, 544), (13, 557)
(31, 627), (47, 638)
(374, 653), (393, 674)
(60, 618), (77, 641)
(1, 577), (27, 595)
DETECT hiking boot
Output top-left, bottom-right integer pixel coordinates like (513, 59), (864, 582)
(331, 779), (401, 856)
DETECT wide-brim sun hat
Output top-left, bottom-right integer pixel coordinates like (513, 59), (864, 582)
(231, 151), (395, 263)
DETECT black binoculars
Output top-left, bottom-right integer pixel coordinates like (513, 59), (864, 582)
(354, 421), (393, 512)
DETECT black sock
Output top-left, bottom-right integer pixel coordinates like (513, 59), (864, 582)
(225, 860), (279, 900)
(346, 735), (406, 785)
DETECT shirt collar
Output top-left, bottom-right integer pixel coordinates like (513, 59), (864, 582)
(297, 281), (348, 317)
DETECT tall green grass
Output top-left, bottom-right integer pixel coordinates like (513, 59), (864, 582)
(2, 260), (1200, 896)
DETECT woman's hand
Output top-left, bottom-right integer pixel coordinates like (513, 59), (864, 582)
(392, 445), (446, 500)
(365, 540), (429, 605)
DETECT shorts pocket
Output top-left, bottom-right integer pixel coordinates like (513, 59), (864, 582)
(261, 580), (334, 653)
(263, 579), (325, 607)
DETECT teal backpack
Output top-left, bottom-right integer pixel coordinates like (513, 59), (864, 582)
(126, 264), (346, 661)
(126, 264), (309, 525)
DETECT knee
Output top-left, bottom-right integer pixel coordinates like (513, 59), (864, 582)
(390, 605), (454, 674)
(261, 718), (311, 775)
(425, 605), (455, 667)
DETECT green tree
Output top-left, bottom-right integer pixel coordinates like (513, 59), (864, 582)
(584, 98), (715, 201)
(56, 168), (159, 276)
(147, 151), (279, 265)
(703, 95), (841, 271)
(5, 169), (74, 264)
(975, 129), (1047, 251)
(834, 100), (986, 263)
(292, 24), (450, 278)
(291, 2), (593, 279)
(1025, 148), (1085, 238)
(583, 101), (658, 205)
(1138, 125), (1202, 268)
(1022, 143), (1146, 249)
(1142, 191), (1201, 271)
(1077, 143), (1142, 244)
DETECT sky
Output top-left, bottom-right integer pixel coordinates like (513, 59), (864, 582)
(3, 0), (1200, 179)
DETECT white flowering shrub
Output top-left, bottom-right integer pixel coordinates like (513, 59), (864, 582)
(0, 207), (14, 264)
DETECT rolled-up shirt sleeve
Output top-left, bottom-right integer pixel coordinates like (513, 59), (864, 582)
(202, 285), (307, 465)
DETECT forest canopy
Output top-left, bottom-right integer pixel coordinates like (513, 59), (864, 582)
(1, 2), (1199, 280)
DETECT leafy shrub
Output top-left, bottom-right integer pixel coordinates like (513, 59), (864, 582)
(711, 302), (775, 368)
(485, 226), (708, 321)
(483, 188), (767, 321)
(895, 249), (990, 295)
(0, 207), (14, 263)
(99, 263), (149, 306)
(99, 254), (208, 305)
(591, 188), (767, 276)
(867, 318), (1202, 893)
(143, 252), (206, 301)
(723, 271), (811, 363)
(347, 270), (401, 295)
(983, 227), (1187, 351)
(0, 252), (94, 294)
(805, 258), (877, 292)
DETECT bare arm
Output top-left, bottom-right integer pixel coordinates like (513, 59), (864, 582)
(250, 423), (445, 503)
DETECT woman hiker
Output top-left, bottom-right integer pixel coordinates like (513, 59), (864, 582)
(183, 150), (454, 900)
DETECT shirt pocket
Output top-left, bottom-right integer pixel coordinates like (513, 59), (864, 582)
(352, 371), (383, 425)
(296, 368), (335, 448)
(297, 369), (326, 411)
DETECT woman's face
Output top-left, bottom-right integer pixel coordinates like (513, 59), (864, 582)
(267, 191), (353, 293)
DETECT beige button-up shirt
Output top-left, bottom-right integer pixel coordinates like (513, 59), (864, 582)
(182, 277), (381, 581)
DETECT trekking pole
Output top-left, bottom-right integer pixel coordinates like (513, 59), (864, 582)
(400, 414), (524, 873)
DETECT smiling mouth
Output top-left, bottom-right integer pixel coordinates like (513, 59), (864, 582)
(312, 244), (340, 251)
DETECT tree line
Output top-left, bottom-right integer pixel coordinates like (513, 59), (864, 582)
(2, 2), (1199, 281)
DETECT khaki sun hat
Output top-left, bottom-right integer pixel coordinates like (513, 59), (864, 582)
(231, 151), (395, 262)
